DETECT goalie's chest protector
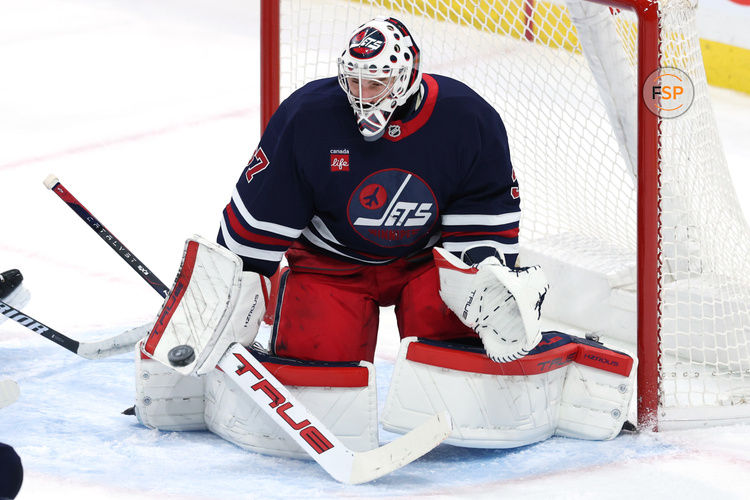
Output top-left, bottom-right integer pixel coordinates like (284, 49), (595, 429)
(242, 74), (516, 264)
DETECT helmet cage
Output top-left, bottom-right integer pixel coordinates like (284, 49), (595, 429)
(337, 17), (422, 140)
(338, 61), (409, 110)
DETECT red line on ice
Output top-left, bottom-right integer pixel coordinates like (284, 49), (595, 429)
(0, 107), (257, 171)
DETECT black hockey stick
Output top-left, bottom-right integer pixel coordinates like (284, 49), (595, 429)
(44, 175), (169, 298)
(0, 298), (149, 359)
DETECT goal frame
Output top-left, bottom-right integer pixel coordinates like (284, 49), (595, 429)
(258, 0), (663, 430)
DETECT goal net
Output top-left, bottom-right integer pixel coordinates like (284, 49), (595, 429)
(262, 0), (750, 429)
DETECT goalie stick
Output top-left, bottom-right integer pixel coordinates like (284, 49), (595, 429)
(145, 241), (452, 483)
(40, 179), (453, 482)
(0, 298), (150, 359)
(218, 342), (452, 484)
(43, 174), (170, 298)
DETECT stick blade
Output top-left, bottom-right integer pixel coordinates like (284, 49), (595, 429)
(75, 323), (151, 359)
(347, 411), (452, 484)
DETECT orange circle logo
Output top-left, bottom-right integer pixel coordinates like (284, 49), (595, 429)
(642, 67), (694, 118)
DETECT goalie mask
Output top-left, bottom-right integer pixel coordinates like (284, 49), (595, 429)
(338, 17), (422, 141)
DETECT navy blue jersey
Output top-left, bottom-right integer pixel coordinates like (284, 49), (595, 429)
(218, 74), (520, 276)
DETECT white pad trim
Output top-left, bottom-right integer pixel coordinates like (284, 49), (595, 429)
(205, 354), (378, 460)
(217, 343), (452, 484)
(556, 357), (637, 440)
(383, 336), (636, 447)
(134, 343), (206, 431)
(142, 235), (267, 375)
(382, 337), (563, 448)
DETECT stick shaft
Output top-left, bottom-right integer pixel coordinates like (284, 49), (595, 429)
(45, 176), (169, 298)
(0, 299), (80, 353)
(0, 298), (148, 359)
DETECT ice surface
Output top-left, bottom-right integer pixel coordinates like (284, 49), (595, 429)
(1, 1), (750, 498)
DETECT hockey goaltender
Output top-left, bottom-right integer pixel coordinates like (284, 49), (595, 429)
(127, 16), (637, 482)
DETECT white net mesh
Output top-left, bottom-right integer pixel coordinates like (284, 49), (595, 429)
(276, 0), (750, 427)
(657, 0), (750, 423)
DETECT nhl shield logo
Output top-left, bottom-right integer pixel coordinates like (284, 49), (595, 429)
(388, 124), (401, 138)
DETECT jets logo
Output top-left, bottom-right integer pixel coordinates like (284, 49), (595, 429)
(245, 147), (270, 183)
(359, 183), (387, 209)
(348, 169), (438, 248)
(348, 28), (385, 59)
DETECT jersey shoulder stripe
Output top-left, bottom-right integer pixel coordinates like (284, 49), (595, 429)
(219, 219), (286, 263)
(231, 187), (304, 239)
(441, 211), (521, 227)
(300, 230), (395, 265)
(224, 203), (294, 247)
(442, 228), (519, 239)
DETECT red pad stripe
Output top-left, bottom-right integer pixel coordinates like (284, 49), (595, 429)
(406, 340), (578, 376)
(144, 240), (200, 355)
(574, 344), (633, 377)
(262, 362), (370, 388)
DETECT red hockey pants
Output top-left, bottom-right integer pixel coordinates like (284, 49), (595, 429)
(265, 244), (476, 363)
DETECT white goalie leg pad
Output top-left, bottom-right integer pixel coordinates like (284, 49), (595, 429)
(204, 349), (378, 459)
(142, 235), (269, 375)
(433, 247), (549, 363)
(134, 341), (206, 431)
(382, 337), (565, 448)
(555, 348), (637, 440)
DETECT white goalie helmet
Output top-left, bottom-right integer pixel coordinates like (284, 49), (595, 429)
(338, 17), (422, 141)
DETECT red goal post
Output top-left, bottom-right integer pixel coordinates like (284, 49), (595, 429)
(259, 0), (750, 431)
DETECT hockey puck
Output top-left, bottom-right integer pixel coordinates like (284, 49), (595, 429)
(167, 345), (195, 367)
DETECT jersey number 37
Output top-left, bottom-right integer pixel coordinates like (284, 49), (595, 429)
(246, 147), (270, 183)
